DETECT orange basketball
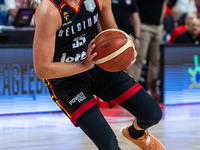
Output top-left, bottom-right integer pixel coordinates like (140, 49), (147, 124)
(93, 28), (135, 72)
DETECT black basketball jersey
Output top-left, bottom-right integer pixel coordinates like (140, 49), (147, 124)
(50, 0), (100, 63)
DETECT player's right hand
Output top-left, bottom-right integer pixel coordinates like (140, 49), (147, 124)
(82, 39), (99, 70)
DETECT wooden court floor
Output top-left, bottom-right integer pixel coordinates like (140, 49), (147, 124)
(0, 103), (200, 150)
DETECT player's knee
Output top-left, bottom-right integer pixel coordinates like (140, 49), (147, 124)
(147, 104), (162, 126)
(151, 108), (162, 125)
(138, 103), (162, 129)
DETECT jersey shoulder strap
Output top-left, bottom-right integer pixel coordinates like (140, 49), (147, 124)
(49, 0), (62, 9)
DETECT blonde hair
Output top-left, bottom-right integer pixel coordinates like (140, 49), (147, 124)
(30, 0), (40, 8)
(30, 0), (39, 5)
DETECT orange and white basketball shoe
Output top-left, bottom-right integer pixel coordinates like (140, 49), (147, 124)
(119, 125), (166, 150)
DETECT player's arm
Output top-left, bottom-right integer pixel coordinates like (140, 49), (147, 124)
(98, 0), (118, 30)
(96, 21), (103, 33)
(33, 0), (98, 79)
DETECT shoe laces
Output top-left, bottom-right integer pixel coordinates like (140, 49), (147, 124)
(144, 130), (151, 145)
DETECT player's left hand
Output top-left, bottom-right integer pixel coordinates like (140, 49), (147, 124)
(130, 49), (137, 65)
(82, 39), (99, 70)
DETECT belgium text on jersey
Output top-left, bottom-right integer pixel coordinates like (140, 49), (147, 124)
(58, 14), (98, 37)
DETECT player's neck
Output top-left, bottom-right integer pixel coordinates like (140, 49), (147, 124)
(64, 0), (80, 8)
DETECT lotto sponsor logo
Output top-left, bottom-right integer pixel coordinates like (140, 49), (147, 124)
(60, 51), (87, 63)
(69, 92), (87, 105)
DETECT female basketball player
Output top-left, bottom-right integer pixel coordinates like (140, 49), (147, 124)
(33, 0), (165, 149)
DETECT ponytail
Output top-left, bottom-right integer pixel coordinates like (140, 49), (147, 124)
(29, 0), (40, 8)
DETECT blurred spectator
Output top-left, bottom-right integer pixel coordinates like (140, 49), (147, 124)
(5, 0), (29, 18)
(127, 0), (169, 103)
(111, 0), (141, 49)
(165, 0), (177, 16)
(175, 0), (197, 24)
(167, 13), (197, 43)
(195, 0), (200, 17)
(163, 6), (181, 34)
(4, 0), (39, 24)
(175, 0), (197, 16)
(174, 18), (200, 44)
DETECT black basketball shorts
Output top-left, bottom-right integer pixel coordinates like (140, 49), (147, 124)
(44, 65), (142, 126)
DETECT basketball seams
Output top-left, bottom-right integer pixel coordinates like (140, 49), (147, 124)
(95, 32), (132, 44)
(94, 29), (133, 57)
(94, 36), (127, 58)
(96, 38), (134, 64)
(94, 28), (135, 72)
(102, 47), (134, 72)
(95, 28), (130, 39)
(95, 36), (127, 50)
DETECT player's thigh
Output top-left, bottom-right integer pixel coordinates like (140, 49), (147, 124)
(93, 70), (138, 103)
(52, 85), (97, 126)
(92, 68), (145, 109)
